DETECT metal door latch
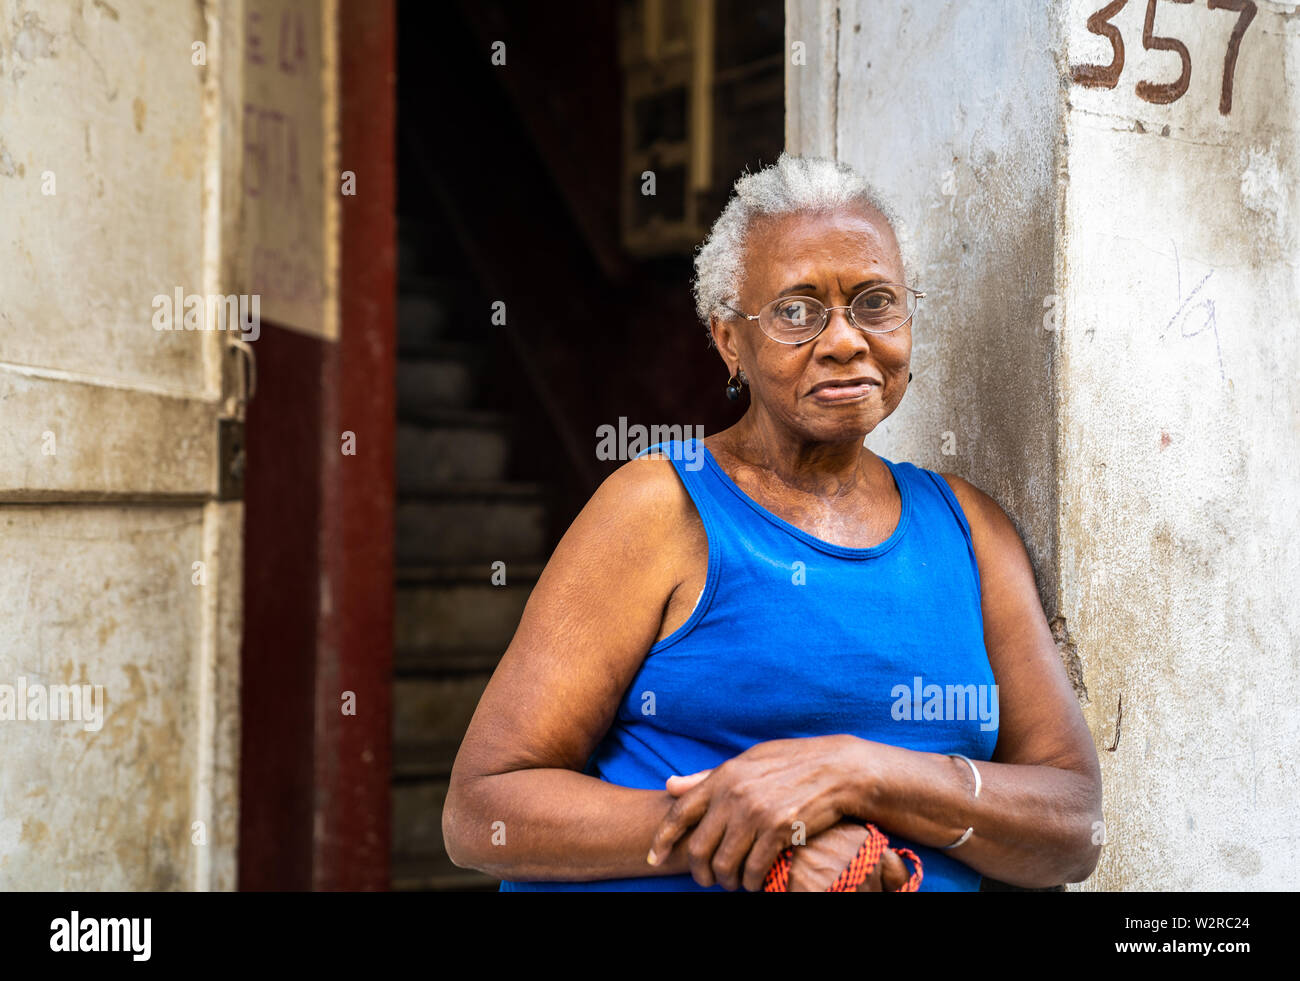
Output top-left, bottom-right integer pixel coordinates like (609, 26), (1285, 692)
(218, 417), (246, 501)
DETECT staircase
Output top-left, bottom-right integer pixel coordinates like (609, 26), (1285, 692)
(389, 255), (555, 891)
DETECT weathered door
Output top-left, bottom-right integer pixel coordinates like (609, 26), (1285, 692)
(0, 0), (246, 890)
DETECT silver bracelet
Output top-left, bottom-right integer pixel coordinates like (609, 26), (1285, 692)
(940, 753), (981, 850)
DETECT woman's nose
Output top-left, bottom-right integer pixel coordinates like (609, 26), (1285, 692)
(816, 304), (871, 356)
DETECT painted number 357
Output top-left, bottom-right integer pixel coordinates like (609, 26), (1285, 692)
(1070, 0), (1257, 114)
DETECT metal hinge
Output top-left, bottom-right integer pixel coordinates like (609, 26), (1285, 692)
(216, 338), (256, 501)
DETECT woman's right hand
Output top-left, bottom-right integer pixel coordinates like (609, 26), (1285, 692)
(785, 819), (911, 892)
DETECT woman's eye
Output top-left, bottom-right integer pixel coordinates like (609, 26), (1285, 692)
(779, 302), (813, 324)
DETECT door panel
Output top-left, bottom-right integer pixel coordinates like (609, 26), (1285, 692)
(0, 0), (242, 889)
(0, 507), (202, 890)
(0, 0), (214, 394)
(0, 371), (218, 499)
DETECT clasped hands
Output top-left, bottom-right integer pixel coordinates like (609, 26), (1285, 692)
(644, 735), (910, 892)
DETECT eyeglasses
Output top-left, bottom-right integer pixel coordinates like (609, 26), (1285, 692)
(722, 283), (925, 345)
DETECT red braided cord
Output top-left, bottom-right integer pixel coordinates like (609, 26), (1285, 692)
(762, 823), (923, 892)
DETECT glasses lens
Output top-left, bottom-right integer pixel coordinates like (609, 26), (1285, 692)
(760, 297), (825, 343)
(851, 284), (917, 332)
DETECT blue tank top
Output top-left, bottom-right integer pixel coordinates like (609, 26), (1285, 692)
(499, 438), (998, 891)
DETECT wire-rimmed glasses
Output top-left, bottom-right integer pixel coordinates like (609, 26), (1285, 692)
(722, 283), (925, 345)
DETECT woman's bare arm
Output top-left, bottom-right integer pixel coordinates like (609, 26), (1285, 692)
(441, 455), (703, 881)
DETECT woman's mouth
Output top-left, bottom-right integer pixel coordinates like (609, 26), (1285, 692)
(808, 378), (879, 403)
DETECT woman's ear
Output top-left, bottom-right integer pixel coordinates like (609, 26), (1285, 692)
(710, 312), (737, 366)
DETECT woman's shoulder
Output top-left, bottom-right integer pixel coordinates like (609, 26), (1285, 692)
(933, 471), (1006, 526)
(534, 453), (703, 612)
(583, 448), (700, 536)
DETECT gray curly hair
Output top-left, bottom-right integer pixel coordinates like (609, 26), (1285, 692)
(692, 152), (909, 337)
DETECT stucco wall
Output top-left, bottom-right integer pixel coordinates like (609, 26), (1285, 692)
(1059, 0), (1299, 889)
(788, 0), (1300, 889)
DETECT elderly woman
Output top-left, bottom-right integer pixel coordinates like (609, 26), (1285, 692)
(442, 153), (1103, 891)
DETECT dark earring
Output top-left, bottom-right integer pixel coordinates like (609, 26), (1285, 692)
(908, 371), (913, 382)
(725, 371), (744, 401)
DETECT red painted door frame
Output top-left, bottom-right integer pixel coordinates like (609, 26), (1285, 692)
(313, 0), (396, 890)
(239, 0), (396, 892)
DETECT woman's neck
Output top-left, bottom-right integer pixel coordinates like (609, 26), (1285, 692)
(715, 410), (873, 500)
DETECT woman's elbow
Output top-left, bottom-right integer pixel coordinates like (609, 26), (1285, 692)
(441, 777), (486, 871)
(1048, 765), (1103, 885)
(1064, 837), (1103, 885)
(1008, 790), (1104, 888)
(441, 788), (467, 869)
(1054, 797), (1105, 886)
(1006, 831), (1100, 890)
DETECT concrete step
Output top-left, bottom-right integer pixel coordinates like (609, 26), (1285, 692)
(397, 235), (421, 284)
(392, 779), (456, 860)
(394, 494), (548, 565)
(391, 779), (501, 891)
(391, 853), (500, 892)
(395, 562), (543, 586)
(393, 673), (493, 750)
(400, 480), (546, 501)
(394, 646), (504, 677)
(395, 579), (533, 654)
(396, 414), (511, 488)
(398, 357), (476, 414)
(397, 293), (452, 350)
(392, 740), (460, 780)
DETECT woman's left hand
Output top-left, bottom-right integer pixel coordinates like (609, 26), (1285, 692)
(645, 735), (866, 891)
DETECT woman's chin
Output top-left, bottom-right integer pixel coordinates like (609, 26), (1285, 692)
(792, 410), (878, 444)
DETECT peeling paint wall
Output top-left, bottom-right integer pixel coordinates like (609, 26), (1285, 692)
(0, 0), (242, 890)
(1059, 0), (1300, 889)
(0, 508), (202, 890)
(788, 0), (1300, 889)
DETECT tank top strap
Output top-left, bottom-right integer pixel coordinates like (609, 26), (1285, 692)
(911, 464), (973, 543)
(635, 438), (725, 529)
(891, 461), (981, 588)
